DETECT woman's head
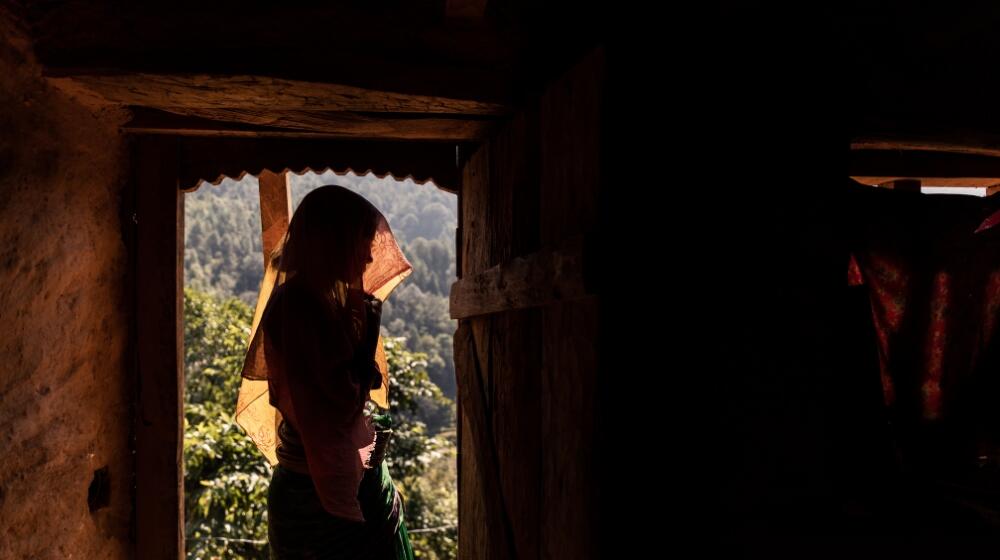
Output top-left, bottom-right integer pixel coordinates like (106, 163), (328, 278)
(274, 185), (380, 295)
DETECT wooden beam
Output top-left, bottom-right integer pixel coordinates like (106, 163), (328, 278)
(851, 176), (1000, 188)
(47, 74), (509, 115)
(449, 238), (590, 319)
(851, 135), (1000, 159)
(851, 149), (1000, 182)
(28, 2), (610, 113)
(134, 136), (183, 560)
(258, 170), (292, 265)
(30, 3), (518, 105)
(124, 107), (498, 141)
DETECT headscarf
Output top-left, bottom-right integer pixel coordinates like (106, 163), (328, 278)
(234, 185), (411, 521)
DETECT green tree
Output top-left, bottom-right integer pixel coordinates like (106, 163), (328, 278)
(183, 288), (269, 559)
(378, 338), (458, 560)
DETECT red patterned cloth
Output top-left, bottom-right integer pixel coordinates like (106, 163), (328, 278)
(847, 181), (1000, 472)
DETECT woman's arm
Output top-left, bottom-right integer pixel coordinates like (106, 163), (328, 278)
(278, 287), (376, 522)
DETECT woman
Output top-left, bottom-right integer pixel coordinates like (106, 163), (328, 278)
(239, 185), (415, 559)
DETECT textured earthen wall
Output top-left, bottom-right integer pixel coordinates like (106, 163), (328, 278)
(0, 12), (132, 560)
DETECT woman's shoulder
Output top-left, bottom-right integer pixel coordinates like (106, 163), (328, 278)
(264, 280), (353, 341)
(270, 279), (336, 317)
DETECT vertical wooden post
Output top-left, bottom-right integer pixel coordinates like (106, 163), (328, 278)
(134, 136), (184, 560)
(454, 188), (463, 552)
(258, 170), (292, 265)
(238, 169), (294, 466)
(538, 47), (603, 560)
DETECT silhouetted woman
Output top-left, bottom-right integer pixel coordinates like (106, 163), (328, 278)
(240, 185), (415, 559)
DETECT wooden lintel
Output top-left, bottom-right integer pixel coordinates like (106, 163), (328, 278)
(123, 107), (498, 141)
(134, 136), (183, 560)
(852, 176), (1000, 188)
(31, 4), (518, 105)
(47, 73), (510, 115)
(851, 149), (1000, 184)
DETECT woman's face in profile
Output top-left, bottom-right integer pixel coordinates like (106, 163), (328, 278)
(347, 233), (375, 288)
(360, 237), (374, 270)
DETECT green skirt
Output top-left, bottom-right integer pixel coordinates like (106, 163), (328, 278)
(268, 460), (415, 560)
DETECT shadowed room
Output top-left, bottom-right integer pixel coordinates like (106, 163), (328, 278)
(18, 1), (1000, 557)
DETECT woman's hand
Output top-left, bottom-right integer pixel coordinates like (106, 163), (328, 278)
(357, 292), (382, 360)
(348, 291), (383, 393)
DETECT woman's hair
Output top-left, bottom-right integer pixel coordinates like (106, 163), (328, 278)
(271, 185), (379, 297)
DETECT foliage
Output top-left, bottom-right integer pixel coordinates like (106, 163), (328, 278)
(183, 288), (270, 559)
(377, 337), (458, 560)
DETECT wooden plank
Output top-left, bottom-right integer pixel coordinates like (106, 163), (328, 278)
(124, 107), (498, 141)
(457, 113), (531, 274)
(490, 66), (543, 560)
(459, 402), (493, 560)
(454, 321), (517, 560)
(127, 128), (349, 140)
(257, 170), (292, 265)
(541, 298), (599, 560)
(851, 176), (1000, 188)
(449, 239), (588, 319)
(47, 74), (509, 115)
(453, 63), (544, 560)
(494, 105), (541, 256)
(459, 316), (495, 560)
(493, 310), (542, 560)
(31, 4), (518, 105)
(851, 135), (1000, 158)
(540, 47), (604, 246)
(452, 46), (608, 560)
(134, 136), (183, 560)
(850, 149), (1000, 181)
(461, 143), (493, 275)
(455, 188), (465, 556)
(27, 2), (611, 115)
(457, 312), (543, 560)
(456, 135), (499, 560)
(456, 190), (464, 280)
(537, 49), (603, 560)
